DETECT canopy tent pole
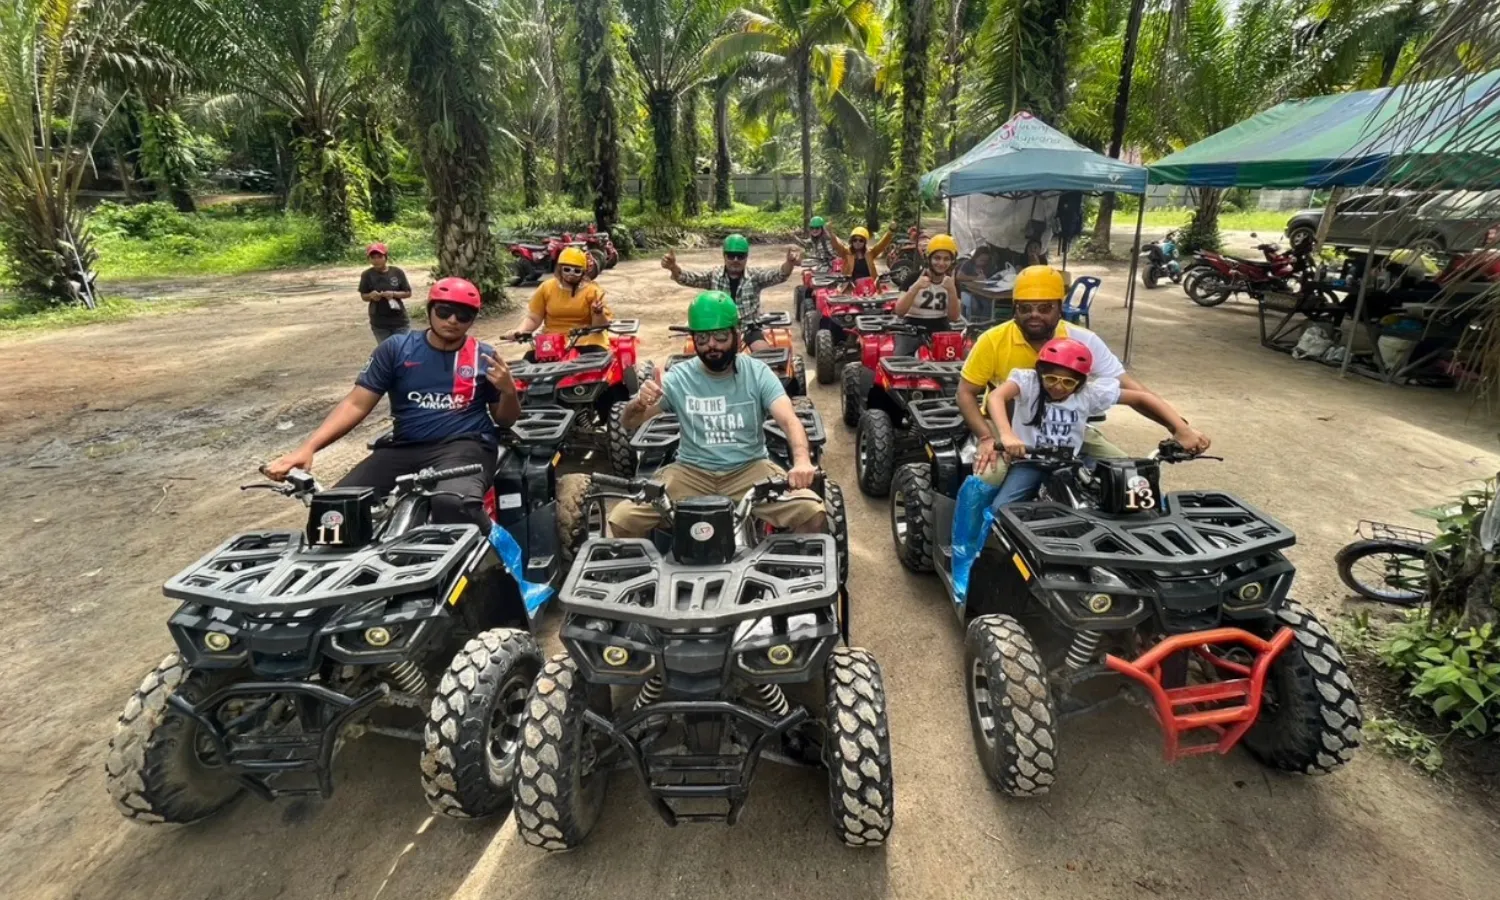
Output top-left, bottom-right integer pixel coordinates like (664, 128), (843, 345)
(946, 197), (952, 232)
(1122, 200), (1147, 363)
(1339, 245), (1378, 377)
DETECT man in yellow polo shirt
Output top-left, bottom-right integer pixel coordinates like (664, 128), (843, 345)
(957, 265), (1205, 484)
(508, 246), (612, 352)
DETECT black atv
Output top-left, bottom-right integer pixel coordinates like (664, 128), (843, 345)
(105, 410), (592, 825)
(891, 438), (1361, 793)
(511, 472), (891, 849)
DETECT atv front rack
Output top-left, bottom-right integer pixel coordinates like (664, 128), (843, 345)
(584, 701), (809, 825)
(1104, 627), (1294, 762)
(511, 352), (615, 383)
(504, 406), (576, 445)
(907, 397), (968, 435)
(878, 357), (965, 381)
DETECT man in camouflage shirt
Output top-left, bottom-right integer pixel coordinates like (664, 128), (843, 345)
(661, 233), (799, 349)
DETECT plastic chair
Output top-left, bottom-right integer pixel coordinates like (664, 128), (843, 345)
(1063, 276), (1101, 328)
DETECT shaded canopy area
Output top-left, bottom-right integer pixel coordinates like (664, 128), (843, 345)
(922, 111), (1148, 198)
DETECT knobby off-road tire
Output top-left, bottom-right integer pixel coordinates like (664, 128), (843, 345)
(825, 647), (895, 847)
(606, 402), (636, 478)
(556, 472), (596, 562)
(802, 309), (820, 354)
(793, 285), (807, 319)
(106, 654), (244, 824)
(422, 629), (543, 818)
(815, 329), (839, 385)
(1242, 601), (1362, 774)
(840, 362), (863, 428)
(856, 409), (896, 497)
(891, 463), (935, 572)
(826, 480), (850, 585)
(964, 615), (1058, 796)
(513, 654), (609, 851)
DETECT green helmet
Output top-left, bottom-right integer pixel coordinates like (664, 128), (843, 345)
(722, 233), (751, 254)
(810, 216), (826, 228)
(687, 291), (740, 331)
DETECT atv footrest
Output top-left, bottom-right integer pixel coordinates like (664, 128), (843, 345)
(584, 700), (809, 826)
(1103, 627), (1294, 762)
(167, 680), (388, 800)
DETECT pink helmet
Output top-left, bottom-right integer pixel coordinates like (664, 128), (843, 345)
(1037, 337), (1093, 376)
(428, 276), (482, 309)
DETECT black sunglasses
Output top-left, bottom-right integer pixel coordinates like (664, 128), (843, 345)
(723, 252), (747, 261)
(692, 329), (736, 346)
(430, 302), (477, 323)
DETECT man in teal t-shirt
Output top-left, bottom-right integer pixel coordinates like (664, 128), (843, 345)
(609, 291), (824, 538)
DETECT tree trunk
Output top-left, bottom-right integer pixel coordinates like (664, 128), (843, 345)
(821, 125), (848, 215)
(547, 11), (569, 195)
(1091, 0), (1144, 248)
(797, 61), (813, 229)
(713, 79), (733, 210)
(681, 88), (702, 216)
(522, 136), (541, 209)
(138, 94), (198, 213)
(646, 88), (678, 213)
(891, 0), (932, 231)
(938, 0), (967, 163)
(1180, 188), (1223, 253)
(863, 159), (882, 231)
(297, 126), (356, 248)
(579, 0), (621, 235)
(356, 102), (398, 224)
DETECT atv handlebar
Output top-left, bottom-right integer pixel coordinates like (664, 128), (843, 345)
(1011, 441), (1218, 467)
(588, 472), (826, 525)
(245, 467), (322, 499)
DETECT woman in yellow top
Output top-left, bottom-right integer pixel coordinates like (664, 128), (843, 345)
(829, 224), (897, 281)
(508, 246), (612, 354)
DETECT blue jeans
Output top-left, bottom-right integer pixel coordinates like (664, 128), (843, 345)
(989, 465), (1048, 513)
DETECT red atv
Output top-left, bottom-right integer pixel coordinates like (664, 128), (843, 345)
(801, 276), (901, 384)
(509, 229), (617, 286)
(504, 321), (653, 477)
(841, 315), (973, 497)
(1184, 232), (1314, 307)
(793, 256), (843, 320)
(885, 227), (930, 290)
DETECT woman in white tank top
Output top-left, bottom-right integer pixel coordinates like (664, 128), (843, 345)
(892, 233), (961, 356)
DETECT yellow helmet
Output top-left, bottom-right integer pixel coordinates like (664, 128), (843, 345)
(926, 233), (958, 257)
(850, 226), (871, 240)
(1013, 265), (1066, 301)
(558, 247), (588, 269)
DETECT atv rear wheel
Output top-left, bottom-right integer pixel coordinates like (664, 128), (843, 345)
(788, 358), (808, 397)
(511, 258), (536, 287)
(815, 329), (838, 384)
(587, 248), (607, 276)
(793, 285), (806, 319)
(855, 409), (896, 496)
(964, 615), (1057, 796)
(826, 480), (850, 585)
(422, 629), (543, 818)
(1142, 266), (1160, 289)
(1242, 601), (1362, 774)
(824, 647), (894, 847)
(606, 401), (636, 477)
(514, 654), (610, 851)
(840, 362), (863, 428)
(891, 463), (934, 572)
(556, 473), (598, 561)
(802, 309), (820, 354)
(106, 654), (245, 824)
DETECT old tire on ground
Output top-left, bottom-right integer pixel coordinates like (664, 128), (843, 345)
(1242, 601), (1362, 774)
(422, 628), (544, 818)
(106, 654), (245, 824)
(802, 309), (820, 354)
(891, 463), (934, 572)
(824, 647), (895, 846)
(556, 472), (598, 560)
(606, 402), (636, 478)
(826, 480), (850, 585)
(513, 654), (609, 851)
(964, 615), (1058, 796)
(815, 329), (838, 385)
(855, 409), (896, 497)
(1334, 539), (1429, 606)
(840, 362), (864, 427)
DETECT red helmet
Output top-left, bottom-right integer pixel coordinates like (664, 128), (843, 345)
(428, 276), (482, 309)
(1037, 338), (1093, 376)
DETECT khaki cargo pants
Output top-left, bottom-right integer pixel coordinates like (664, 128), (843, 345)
(973, 426), (1127, 486)
(607, 459), (825, 539)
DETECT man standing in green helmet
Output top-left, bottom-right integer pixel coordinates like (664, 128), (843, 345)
(805, 216), (835, 263)
(661, 234), (799, 349)
(609, 291), (824, 537)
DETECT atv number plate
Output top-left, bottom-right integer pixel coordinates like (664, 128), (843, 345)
(1122, 476), (1156, 511)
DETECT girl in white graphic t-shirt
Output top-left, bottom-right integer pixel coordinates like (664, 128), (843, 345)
(984, 338), (1208, 509)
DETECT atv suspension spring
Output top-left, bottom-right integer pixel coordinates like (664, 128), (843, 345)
(746, 683), (790, 719)
(380, 661), (429, 696)
(634, 676), (664, 709)
(1065, 631), (1104, 671)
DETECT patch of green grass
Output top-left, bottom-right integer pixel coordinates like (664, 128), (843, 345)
(0, 295), (202, 334)
(1140, 207), (1293, 234)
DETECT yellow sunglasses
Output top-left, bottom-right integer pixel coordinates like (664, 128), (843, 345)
(1041, 373), (1082, 391)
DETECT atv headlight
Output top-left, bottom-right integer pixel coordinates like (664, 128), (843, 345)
(203, 631), (233, 652)
(732, 614), (836, 677)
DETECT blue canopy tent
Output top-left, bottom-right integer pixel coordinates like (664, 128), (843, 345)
(922, 112), (1152, 360)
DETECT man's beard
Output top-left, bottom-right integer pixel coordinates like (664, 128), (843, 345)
(697, 336), (739, 372)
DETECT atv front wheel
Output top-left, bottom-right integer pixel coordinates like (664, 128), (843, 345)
(826, 480), (850, 585)
(824, 647), (894, 846)
(840, 362), (863, 428)
(855, 409), (896, 496)
(422, 629), (543, 818)
(964, 615), (1057, 796)
(557, 473), (598, 561)
(815, 329), (838, 384)
(793, 285), (806, 319)
(802, 309), (820, 355)
(606, 401), (636, 477)
(514, 654), (610, 851)
(511, 258), (536, 287)
(106, 655), (244, 824)
(891, 463), (934, 572)
(1242, 601), (1362, 774)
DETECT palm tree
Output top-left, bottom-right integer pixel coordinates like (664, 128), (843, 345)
(0, 0), (167, 303)
(579, 0), (623, 235)
(710, 74), (737, 208)
(718, 0), (881, 228)
(368, 0), (509, 304)
(889, 0), (933, 230)
(1092, 0), (1145, 247)
(935, 0), (984, 162)
(974, 0), (1079, 128)
(680, 87), (704, 215)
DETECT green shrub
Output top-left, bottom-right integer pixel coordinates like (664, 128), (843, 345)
(90, 201), (201, 240)
(1381, 616), (1500, 736)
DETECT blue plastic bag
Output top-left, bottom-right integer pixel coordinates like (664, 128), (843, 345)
(950, 476), (1001, 604)
(487, 523), (554, 617)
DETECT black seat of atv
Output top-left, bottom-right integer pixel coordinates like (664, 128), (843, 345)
(503, 407), (575, 445)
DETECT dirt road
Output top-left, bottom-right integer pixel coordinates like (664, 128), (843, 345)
(2, 251), (1497, 900)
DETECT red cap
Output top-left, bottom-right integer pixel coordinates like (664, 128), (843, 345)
(428, 277), (482, 309)
(366, 242), (388, 257)
(1037, 338), (1093, 376)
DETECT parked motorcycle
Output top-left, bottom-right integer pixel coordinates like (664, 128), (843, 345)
(1183, 233), (1314, 307)
(1140, 230), (1184, 288)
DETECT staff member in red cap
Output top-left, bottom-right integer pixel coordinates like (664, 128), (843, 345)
(266, 278), (520, 530)
(359, 242), (413, 344)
